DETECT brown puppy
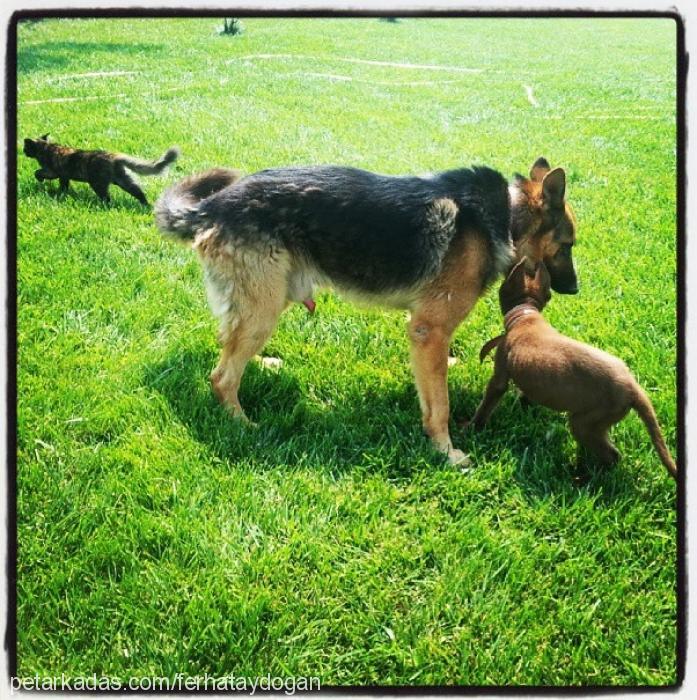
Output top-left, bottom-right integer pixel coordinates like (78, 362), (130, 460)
(468, 258), (676, 479)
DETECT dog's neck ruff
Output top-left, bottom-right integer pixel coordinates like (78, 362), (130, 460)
(504, 303), (540, 332)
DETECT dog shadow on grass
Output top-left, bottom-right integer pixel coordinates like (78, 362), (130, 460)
(144, 345), (643, 500)
(144, 344), (443, 480)
(20, 178), (153, 213)
(458, 398), (649, 503)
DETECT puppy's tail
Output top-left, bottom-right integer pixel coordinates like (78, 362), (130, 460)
(118, 146), (180, 175)
(155, 168), (242, 242)
(632, 385), (677, 479)
(479, 334), (504, 363)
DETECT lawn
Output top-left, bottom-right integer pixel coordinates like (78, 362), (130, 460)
(14, 16), (678, 686)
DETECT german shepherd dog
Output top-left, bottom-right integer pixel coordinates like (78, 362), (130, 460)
(470, 258), (675, 479)
(155, 157), (578, 465)
(23, 134), (179, 205)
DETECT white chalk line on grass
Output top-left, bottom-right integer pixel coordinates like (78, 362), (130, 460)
(22, 94), (126, 105)
(54, 70), (141, 80)
(21, 85), (186, 105)
(229, 53), (484, 73)
(541, 113), (670, 121)
(303, 71), (463, 87)
(22, 68), (470, 104)
(523, 84), (539, 107)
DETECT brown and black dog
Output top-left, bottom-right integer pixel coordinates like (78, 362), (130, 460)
(156, 157), (578, 465)
(469, 258), (676, 479)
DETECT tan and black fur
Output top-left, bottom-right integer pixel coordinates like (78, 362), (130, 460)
(23, 134), (179, 205)
(155, 157), (578, 465)
(469, 258), (676, 479)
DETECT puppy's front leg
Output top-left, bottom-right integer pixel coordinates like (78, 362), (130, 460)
(35, 167), (57, 181)
(409, 316), (467, 466)
(471, 354), (509, 429)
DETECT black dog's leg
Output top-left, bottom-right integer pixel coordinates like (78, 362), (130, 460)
(35, 167), (57, 182)
(88, 177), (110, 203)
(114, 171), (148, 206)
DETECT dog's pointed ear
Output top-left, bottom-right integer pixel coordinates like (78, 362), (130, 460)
(529, 156), (550, 182)
(542, 167), (566, 209)
(534, 261), (551, 288)
(40, 133), (50, 141)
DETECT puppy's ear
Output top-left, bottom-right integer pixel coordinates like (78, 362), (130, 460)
(523, 256), (538, 277)
(542, 167), (565, 209)
(506, 257), (529, 287)
(534, 261), (551, 289)
(507, 257), (527, 277)
(40, 133), (50, 141)
(529, 156), (550, 182)
(536, 263), (552, 302)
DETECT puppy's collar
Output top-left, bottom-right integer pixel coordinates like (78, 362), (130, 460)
(478, 303), (541, 363)
(503, 303), (539, 332)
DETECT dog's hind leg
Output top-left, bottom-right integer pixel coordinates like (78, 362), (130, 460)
(569, 408), (627, 467)
(205, 252), (289, 423)
(114, 169), (148, 206)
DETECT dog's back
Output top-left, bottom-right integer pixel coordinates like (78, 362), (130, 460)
(156, 164), (512, 298)
(504, 315), (633, 414)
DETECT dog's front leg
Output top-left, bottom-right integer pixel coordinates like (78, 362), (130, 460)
(409, 316), (467, 466)
(35, 167), (57, 181)
(471, 356), (509, 429)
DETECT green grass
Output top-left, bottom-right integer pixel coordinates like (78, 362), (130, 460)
(15, 16), (677, 686)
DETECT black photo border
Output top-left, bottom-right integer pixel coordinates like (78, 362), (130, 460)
(5, 6), (687, 693)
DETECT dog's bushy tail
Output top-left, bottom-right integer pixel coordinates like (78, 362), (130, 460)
(118, 146), (180, 175)
(632, 385), (677, 479)
(155, 168), (242, 241)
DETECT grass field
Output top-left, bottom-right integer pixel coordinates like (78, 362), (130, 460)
(15, 16), (678, 686)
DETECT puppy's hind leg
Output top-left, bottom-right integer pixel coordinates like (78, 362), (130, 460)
(569, 407), (627, 468)
(114, 169), (148, 206)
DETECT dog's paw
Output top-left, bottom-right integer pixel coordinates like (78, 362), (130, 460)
(447, 356), (459, 368)
(448, 448), (471, 468)
(235, 413), (258, 428)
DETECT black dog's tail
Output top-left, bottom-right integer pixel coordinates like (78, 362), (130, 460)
(118, 146), (180, 175)
(155, 168), (242, 241)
